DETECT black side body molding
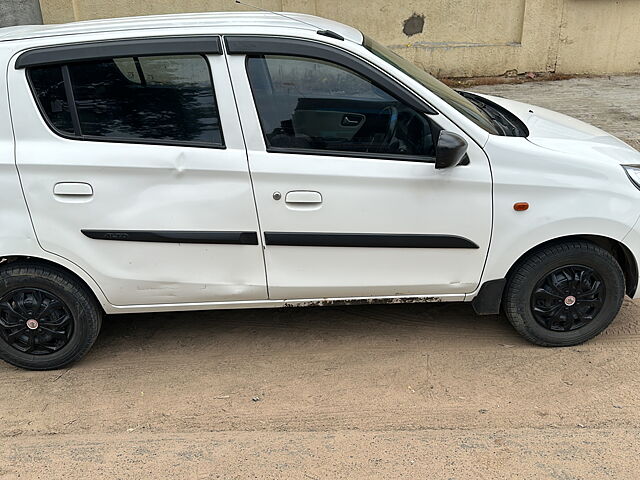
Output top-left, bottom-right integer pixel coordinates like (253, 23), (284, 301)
(264, 232), (479, 249)
(82, 230), (258, 245)
(471, 278), (507, 315)
(224, 35), (437, 115)
(16, 36), (222, 69)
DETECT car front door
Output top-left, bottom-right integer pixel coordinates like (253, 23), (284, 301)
(226, 36), (492, 300)
(10, 37), (267, 306)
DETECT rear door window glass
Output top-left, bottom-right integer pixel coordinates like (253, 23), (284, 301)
(69, 55), (222, 144)
(28, 54), (223, 146)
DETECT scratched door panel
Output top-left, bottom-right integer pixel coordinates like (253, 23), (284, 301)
(10, 54), (267, 305)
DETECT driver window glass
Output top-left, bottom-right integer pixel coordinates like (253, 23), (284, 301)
(246, 55), (435, 157)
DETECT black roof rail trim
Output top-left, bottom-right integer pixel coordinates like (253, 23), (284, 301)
(224, 35), (437, 115)
(317, 29), (344, 41)
(15, 36), (222, 69)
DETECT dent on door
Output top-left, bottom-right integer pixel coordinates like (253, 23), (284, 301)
(11, 39), (269, 306)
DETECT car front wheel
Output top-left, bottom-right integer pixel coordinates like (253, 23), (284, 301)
(504, 241), (625, 346)
(0, 262), (102, 370)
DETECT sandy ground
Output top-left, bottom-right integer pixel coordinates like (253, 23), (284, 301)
(2, 76), (640, 479)
(2, 300), (640, 479)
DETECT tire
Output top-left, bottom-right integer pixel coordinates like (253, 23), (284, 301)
(0, 262), (102, 370)
(504, 241), (625, 347)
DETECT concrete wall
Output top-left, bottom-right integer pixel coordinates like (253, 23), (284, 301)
(558, 0), (640, 74)
(36, 0), (640, 77)
(1, 0), (43, 27)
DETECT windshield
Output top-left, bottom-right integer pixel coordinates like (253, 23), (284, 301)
(363, 36), (499, 135)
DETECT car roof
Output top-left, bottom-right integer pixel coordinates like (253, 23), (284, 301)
(0, 11), (364, 44)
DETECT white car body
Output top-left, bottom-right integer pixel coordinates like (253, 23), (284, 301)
(1, 11), (640, 317)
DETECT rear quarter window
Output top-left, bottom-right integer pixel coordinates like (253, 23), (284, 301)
(28, 65), (74, 135)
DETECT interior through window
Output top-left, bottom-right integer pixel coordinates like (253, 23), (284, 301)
(246, 55), (438, 158)
(28, 54), (223, 146)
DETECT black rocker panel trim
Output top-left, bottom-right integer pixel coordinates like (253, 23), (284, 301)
(15, 36), (222, 69)
(224, 35), (437, 115)
(264, 233), (479, 249)
(82, 230), (258, 245)
(471, 278), (507, 315)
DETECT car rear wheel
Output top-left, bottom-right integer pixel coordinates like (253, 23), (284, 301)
(0, 263), (102, 370)
(504, 241), (625, 346)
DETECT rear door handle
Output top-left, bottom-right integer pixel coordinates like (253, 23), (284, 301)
(285, 190), (322, 204)
(53, 182), (93, 196)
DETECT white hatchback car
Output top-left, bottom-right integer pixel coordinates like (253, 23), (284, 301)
(1, 12), (640, 370)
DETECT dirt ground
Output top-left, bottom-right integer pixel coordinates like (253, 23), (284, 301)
(2, 76), (640, 479)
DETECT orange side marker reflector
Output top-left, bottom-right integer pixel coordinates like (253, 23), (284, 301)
(513, 202), (529, 211)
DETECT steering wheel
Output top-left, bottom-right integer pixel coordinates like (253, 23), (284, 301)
(366, 104), (399, 153)
(380, 105), (399, 144)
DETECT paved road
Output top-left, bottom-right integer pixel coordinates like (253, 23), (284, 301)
(2, 75), (640, 479)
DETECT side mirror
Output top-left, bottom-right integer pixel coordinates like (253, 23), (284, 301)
(435, 131), (469, 169)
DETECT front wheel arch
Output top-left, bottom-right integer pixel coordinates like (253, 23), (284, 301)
(503, 240), (625, 346)
(505, 235), (638, 298)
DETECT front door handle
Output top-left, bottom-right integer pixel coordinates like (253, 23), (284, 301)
(53, 182), (93, 196)
(341, 114), (364, 127)
(285, 190), (322, 204)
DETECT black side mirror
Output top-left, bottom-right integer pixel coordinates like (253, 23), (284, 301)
(435, 131), (469, 169)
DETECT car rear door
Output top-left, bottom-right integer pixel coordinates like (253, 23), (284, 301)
(9, 36), (267, 306)
(225, 36), (492, 300)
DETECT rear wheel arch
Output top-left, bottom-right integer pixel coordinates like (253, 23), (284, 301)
(0, 255), (107, 314)
(0, 258), (103, 370)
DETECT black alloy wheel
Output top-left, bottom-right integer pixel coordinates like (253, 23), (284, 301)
(530, 265), (605, 332)
(0, 263), (102, 370)
(0, 288), (74, 355)
(504, 241), (624, 347)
